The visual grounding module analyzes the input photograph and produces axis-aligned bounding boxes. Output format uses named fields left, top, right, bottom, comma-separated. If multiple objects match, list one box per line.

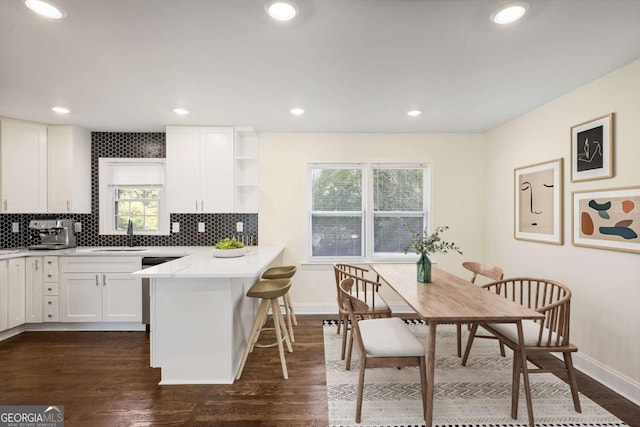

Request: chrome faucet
left=127, top=219, right=134, bottom=247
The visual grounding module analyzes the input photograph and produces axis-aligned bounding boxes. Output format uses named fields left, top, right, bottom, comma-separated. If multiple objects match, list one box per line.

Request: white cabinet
left=7, top=258, right=26, bottom=328
left=0, top=119, right=47, bottom=213
left=59, top=257, right=142, bottom=323
left=234, top=127, right=258, bottom=213
left=25, top=257, right=43, bottom=323
left=165, top=126, right=235, bottom=213
left=0, top=260, right=8, bottom=332
left=47, top=125, right=91, bottom=213
left=43, top=256, right=59, bottom=322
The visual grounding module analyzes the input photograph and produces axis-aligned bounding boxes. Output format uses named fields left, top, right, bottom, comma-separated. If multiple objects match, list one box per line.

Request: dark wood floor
left=0, top=315, right=638, bottom=427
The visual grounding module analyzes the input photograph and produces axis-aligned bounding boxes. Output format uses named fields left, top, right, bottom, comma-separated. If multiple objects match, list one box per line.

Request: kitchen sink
left=92, top=248, right=147, bottom=252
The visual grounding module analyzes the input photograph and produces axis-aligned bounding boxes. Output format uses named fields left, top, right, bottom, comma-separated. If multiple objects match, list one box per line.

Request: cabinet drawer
left=44, top=282, right=59, bottom=295
left=43, top=256, right=59, bottom=282
left=43, top=296, right=59, bottom=322
left=60, top=256, right=142, bottom=273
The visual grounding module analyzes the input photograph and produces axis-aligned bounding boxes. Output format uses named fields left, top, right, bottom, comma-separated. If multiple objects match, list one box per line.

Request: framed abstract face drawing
left=514, top=158, right=563, bottom=245
left=573, top=186, right=640, bottom=254
left=570, top=113, right=614, bottom=182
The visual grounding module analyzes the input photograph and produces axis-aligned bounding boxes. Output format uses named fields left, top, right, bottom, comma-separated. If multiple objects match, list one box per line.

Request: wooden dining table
left=369, top=263, right=544, bottom=427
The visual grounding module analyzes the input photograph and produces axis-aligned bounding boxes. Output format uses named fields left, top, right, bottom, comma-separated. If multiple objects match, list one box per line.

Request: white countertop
left=0, top=246, right=210, bottom=259
left=130, top=246, right=284, bottom=278
left=0, top=245, right=285, bottom=278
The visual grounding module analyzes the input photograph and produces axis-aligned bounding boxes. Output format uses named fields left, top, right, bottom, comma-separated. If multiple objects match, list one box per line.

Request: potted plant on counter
left=212, top=237, right=246, bottom=258
left=403, top=225, right=462, bottom=283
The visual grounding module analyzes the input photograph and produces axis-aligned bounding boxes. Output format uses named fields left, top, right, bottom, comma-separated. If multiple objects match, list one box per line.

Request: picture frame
left=570, top=113, right=614, bottom=182
left=572, top=186, right=640, bottom=254
left=514, top=158, right=563, bottom=245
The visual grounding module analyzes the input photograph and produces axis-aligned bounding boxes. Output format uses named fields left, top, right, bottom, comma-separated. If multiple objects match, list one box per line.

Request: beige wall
left=258, top=133, right=487, bottom=307
left=257, top=58, right=640, bottom=400
left=485, top=59, right=640, bottom=389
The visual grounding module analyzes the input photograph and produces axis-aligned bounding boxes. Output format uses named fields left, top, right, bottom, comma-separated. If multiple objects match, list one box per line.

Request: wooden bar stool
left=262, top=265, right=297, bottom=342
left=236, top=278, right=293, bottom=380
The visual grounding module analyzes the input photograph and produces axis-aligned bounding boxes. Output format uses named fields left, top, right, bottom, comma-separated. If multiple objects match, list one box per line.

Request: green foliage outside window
left=114, top=187, right=160, bottom=231
left=311, top=168, right=362, bottom=211
left=373, top=168, right=425, bottom=253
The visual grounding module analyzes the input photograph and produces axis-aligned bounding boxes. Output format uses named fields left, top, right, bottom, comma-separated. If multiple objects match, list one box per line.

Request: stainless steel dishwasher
left=141, top=257, right=179, bottom=332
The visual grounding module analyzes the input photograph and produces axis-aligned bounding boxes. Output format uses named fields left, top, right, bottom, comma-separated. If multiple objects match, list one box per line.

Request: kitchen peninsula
left=131, top=246, right=284, bottom=385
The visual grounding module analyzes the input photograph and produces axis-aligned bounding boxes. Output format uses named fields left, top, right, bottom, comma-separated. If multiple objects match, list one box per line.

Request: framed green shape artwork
left=514, top=158, right=563, bottom=245
left=572, top=186, right=640, bottom=254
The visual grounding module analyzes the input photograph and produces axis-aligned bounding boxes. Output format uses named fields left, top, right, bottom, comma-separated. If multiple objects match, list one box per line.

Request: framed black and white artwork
left=570, top=113, right=614, bottom=182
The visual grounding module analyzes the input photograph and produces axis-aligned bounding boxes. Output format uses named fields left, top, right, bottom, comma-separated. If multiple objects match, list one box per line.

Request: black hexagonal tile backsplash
left=0, top=132, right=258, bottom=248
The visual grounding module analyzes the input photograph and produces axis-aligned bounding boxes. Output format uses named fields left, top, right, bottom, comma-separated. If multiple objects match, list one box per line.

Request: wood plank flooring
left=0, top=315, right=638, bottom=426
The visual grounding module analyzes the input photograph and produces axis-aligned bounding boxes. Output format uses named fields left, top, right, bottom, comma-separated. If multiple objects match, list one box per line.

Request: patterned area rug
left=323, top=320, right=627, bottom=427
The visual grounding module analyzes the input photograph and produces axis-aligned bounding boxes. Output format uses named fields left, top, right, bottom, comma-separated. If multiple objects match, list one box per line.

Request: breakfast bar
left=131, top=246, right=284, bottom=385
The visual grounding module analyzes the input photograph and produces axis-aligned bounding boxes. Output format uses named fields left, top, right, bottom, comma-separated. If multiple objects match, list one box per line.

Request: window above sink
left=98, top=158, right=169, bottom=236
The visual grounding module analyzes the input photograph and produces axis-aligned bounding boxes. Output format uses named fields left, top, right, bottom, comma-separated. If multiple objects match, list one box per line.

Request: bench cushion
left=358, top=317, right=425, bottom=357
left=486, top=320, right=560, bottom=347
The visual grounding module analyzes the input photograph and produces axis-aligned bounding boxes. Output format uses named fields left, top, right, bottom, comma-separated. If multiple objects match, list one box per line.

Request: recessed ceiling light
left=407, top=110, right=422, bottom=117
left=490, top=1, right=529, bottom=25
left=290, top=107, right=304, bottom=116
left=51, top=106, right=70, bottom=114
left=266, top=1, right=298, bottom=21
left=25, top=0, right=66, bottom=19
left=173, top=108, right=189, bottom=116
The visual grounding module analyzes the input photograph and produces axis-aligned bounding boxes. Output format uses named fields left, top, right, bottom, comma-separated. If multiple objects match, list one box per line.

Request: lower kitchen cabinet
left=0, top=260, right=8, bottom=331
left=59, top=257, right=142, bottom=323
left=43, top=256, right=59, bottom=322
left=25, top=257, right=43, bottom=323
left=7, top=258, right=26, bottom=329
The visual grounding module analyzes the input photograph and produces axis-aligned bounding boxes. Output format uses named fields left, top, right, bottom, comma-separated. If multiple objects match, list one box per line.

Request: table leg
left=516, top=320, right=535, bottom=427
left=426, top=321, right=437, bottom=426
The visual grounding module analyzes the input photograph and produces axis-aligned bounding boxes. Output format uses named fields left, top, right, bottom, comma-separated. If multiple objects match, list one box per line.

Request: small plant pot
left=212, top=247, right=247, bottom=258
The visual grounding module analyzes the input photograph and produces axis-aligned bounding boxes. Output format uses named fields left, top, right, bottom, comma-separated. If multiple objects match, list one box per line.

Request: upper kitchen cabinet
left=0, top=119, right=47, bottom=213
left=234, top=127, right=258, bottom=213
left=47, top=125, right=91, bottom=213
left=165, top=126, right=235, bottom=213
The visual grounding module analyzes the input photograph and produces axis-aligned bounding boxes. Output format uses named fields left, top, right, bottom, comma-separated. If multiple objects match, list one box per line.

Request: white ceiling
left=1, top=0, right=640, bottom=133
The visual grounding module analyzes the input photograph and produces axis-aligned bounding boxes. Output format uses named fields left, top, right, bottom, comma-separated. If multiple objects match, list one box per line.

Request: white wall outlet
left=172, top=222, right=180, bottom=233
left=74, top=222, right=82, bottom=233
left=12, top=222, right=19, bottom=233
left=236, top=222, right=243, bottom=233
left=198, top=222, right=205, bottom=233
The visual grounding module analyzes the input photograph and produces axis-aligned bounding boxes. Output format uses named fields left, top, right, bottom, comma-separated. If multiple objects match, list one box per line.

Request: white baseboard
left=294, top=303, right=639, bottom=406
left=0, top=324, right=26, bottom=341
left=553, top=351, right=640, bottom=406
left=0, top=322, right=145, bottom=341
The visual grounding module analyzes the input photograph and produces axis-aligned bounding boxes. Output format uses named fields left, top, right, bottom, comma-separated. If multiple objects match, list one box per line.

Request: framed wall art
left=572, top=186, right=640, bottom=254
left=514, top=158, right=563, bottom=245
left=570, top=113, right=614, bottom=182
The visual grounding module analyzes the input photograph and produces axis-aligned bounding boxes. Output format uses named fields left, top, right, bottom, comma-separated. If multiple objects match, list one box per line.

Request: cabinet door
left=59, top=272, right=102, bottom=322
left=200, top=127, right=235, bottom=212
left=25, top=257, right=43, bottom=323
left=7, top=258, right=26, bottom=328
left=102, top=273, right=141, bottom=322
left=0, top=120, right=47, bottom=213
left=165, top=126, right=201, bottom=213
left=47, top=125, right=91, bottom=213
left=0, top=260, right=8, bottom=332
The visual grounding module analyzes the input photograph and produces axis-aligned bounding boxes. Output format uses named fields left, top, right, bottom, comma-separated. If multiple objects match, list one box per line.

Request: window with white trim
left=308, top=163, right=429, bottom=261
left=99, top=159, right=169, bottom=235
